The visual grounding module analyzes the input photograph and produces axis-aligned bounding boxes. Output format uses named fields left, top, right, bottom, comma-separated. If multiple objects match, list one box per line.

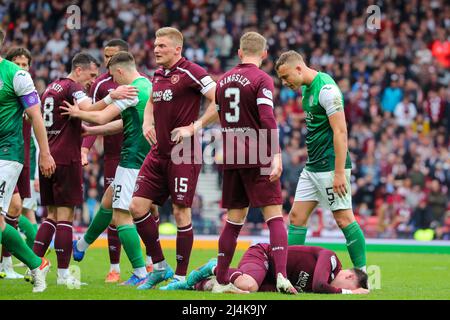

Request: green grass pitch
left=1, top=247, right=449, bottom=300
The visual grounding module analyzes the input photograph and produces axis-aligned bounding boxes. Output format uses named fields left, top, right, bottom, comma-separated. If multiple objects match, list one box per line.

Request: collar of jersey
left=162, top=57, right=186, bottom=75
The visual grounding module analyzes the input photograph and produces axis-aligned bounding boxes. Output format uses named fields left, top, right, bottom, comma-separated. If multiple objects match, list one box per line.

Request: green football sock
left=0, top=227, right=2, bottom=244
left=84, top=205, right=113, bottom=244
left=117, top=224, right=145, bottom=269
left=288, top=224, right=308, bottom=245
left=18, top=215, right=37, bottom=249
left=1, top=223, right=41, bottom=269
left=342, top=221, right=366, bottom=269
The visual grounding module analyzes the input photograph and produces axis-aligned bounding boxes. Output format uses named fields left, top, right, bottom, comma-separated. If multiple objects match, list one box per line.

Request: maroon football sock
left=55, top=221, right=73, bottom=269
left=266, top=216, right=288, bottom=278
left=107, top=225, right=121, bottom=265
left=216, top=220, right=243, bottom=284
left=175, top=223, right=193, bottom=276
left=144, top=216, right=159, bottom=258
left=1, top=215, right=18, bottom=258
left=133, top=211, right=164, bottom=263
left=33, top=218, right=56, bottom=257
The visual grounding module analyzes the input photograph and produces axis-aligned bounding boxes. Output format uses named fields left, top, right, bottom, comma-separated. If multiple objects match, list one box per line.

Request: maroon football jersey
left=151, top=57, right=215, bottom=159
left=41, top=78, right=89, bottom=164
left=85, top=72, right=123, bottom=161
left=260, top=244, right=343, bottom=294
left=216, top=63, right=276, bottom=169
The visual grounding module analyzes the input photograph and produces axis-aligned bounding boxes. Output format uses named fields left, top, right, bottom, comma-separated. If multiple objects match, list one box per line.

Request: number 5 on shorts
left=175, top=177, right=188, bottom=193
left=326, top=187, right=335, bottom=207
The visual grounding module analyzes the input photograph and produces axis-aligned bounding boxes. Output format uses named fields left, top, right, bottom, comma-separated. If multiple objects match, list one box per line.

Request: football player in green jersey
left=275, top=51, right=367, bottom=273
left=0, top=47, right=40, bottom=278
left=0, top=29, right=54, bottom=292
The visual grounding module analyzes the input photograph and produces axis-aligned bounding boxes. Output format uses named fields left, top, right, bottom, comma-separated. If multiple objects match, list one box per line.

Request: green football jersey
left=301, top=72, right=352, bottom=172
left=0, top=59, right=38, bottom=164
left=113, top=76, right=152, bottom=169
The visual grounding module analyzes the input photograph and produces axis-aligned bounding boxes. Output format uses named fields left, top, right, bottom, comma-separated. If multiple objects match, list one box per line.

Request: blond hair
left=240, top=31, right=267, bottom=56
left=275, top=50, right=304, bottom=71
left=155, top=27, right=184, bottom=47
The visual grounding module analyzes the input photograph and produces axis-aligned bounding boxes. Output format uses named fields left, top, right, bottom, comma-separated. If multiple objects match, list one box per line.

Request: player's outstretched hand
left=171, top=124, right=194, bottom=144
left=351, top=288, right=370, bottom=294
left=143, top=123, right=157, bottom=145
left=333, top=171, right=347, bottom=198
left=110, top=85, right=138, bottom=100
left=60, top=100, right=80, bottom=118
left=269, top=153, right=283, bottom=182
left=39, top=152, right=56, bottom=178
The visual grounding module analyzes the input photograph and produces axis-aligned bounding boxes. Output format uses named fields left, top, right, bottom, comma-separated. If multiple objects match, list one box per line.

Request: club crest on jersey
left=171, top=74, right=180, bottom=84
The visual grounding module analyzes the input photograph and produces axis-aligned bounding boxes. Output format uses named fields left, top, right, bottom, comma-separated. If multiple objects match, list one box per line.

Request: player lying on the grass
left=164, top=243, right=369, bottom=294
left=62, top=51, right=153, bottom=286
left=0, top=28, right=53, bottom=292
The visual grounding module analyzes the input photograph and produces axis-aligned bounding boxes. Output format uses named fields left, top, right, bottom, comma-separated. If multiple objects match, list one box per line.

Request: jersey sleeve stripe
left=92, top=76, right=112, bottom=103
left=176, top=66, right=203, bottom=87
left=256, top=98, right=274, bottom=108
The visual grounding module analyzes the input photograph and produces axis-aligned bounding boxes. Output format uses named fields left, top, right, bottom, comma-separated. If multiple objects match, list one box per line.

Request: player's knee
left=173, top=206, right=191, bottom=226
left=289, top=210, right=308, bottom=227
left=128, top=200, right=145, bottom=218
left=334, top=210, right=355, bottom=229
left=8, top=197, right=22, bottom=217
left=234, top=275, right=258, bottom=292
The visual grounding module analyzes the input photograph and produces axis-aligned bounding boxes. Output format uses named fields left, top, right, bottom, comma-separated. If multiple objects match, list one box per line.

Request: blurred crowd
left=1, top=0, right=448, bottom=239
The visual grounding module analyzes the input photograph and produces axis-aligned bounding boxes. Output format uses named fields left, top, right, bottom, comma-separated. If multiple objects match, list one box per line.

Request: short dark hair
left=5, top=47, right=32, bottom=66
left=0, top=29, right=5, bottom=46
left=107, top=51, right=135, bottom=69
left=352, top=268, right=368, bottom=289
left=71, top=52, right=99, bottom=71
left=105, top=39, right=129, bottom=51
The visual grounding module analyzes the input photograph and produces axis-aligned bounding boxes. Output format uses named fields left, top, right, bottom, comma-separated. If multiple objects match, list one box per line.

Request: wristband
left=103, top=94, right=113, bottom=105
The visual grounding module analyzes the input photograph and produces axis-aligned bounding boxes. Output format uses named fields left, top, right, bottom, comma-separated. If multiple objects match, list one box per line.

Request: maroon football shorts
left=104, top=157, right=120, bottom=192
left=133, top=153, right=201, bottom=207
left=221, top=167, right=282, bottom=209
left=39, top=161, right=83, bottom=207
left=16, top=166, right=31, bottom=199
left=237, top=243, right=272, bottom=288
